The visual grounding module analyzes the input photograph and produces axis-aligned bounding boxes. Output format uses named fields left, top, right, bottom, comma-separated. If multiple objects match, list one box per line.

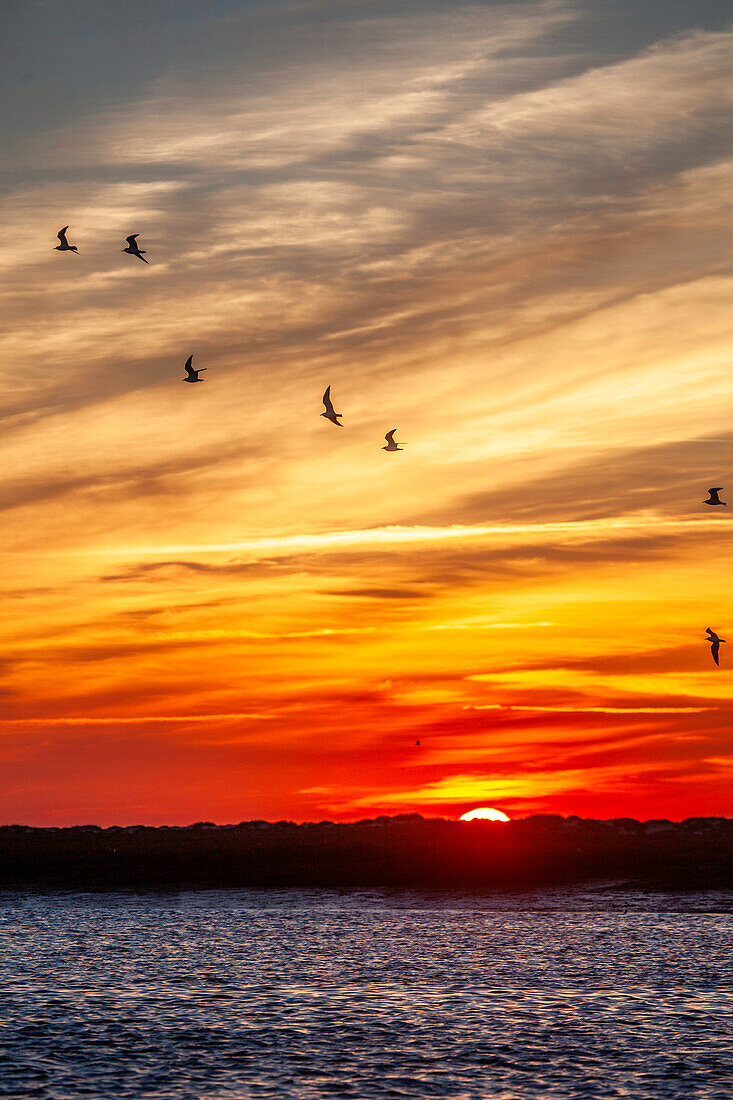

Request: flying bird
left=122, top=234, right=149, bottom=264
left=321, top=386, right=342, bottom=426
left=704, top=487, right=726, bottom=507
left=55, top=226, right=78, bottom=253
left=183, top=356, right=206, bottom=383
left=382, top=429, right=404, bottom=452
left=706, top=628, right=725, bottom=667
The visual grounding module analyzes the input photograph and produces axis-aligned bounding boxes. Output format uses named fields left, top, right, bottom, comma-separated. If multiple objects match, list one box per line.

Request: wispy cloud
left=97, top=516, right=726, bottom=559
left=0, top=713, right=271, bottom=725
left=464, top=704, right=714, bottom=714
left=308, top=766, right=626, bottom=813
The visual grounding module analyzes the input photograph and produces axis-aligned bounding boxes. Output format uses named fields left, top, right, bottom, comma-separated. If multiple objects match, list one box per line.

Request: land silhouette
left=0, top=815, right=730, bottom=891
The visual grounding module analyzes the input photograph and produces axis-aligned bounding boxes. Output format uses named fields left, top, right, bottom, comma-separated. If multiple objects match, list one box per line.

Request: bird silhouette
left=321, top=386, right=342, bottom=426
left=704, top=487, right=726, bottom=507
left=55, top=226, right=78, bottom=253
left=706, top=627, right=725, bottom=666
left=382, top=429, right=404, bottom=452
left=183, top=355, right=206, bottom=383
left=122, top=234, right=149, bottom=264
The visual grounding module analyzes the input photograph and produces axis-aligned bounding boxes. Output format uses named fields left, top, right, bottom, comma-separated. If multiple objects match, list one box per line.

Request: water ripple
left=0, top=888, right=731, bottom=1098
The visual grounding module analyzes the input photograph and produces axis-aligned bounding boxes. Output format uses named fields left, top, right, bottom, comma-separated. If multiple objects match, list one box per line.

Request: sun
left=459, top=807, right=510, bottom=822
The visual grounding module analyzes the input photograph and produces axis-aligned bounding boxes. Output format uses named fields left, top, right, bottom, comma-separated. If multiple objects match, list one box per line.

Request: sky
left=1, top=0, right=732, bottom=825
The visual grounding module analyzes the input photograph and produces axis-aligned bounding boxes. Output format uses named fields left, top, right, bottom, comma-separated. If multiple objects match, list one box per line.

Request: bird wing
left=712, top=641, right=720, bottom=665
left=385, top=429, right=396, bottom=445
left=57, top=226, right=69, bottom=243
left=711, top=488, right=724, bottom=492
left=706, top=627, right=717, bottom=639
left=322, top=386, right=334, bottom=413
left=125, top=234, right=139, bottom=246
left=184, top=356, right=195, bottom=378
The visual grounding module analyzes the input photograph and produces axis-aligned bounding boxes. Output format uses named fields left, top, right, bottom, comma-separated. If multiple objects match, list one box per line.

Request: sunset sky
left=1, top=0, right=732, bottom=825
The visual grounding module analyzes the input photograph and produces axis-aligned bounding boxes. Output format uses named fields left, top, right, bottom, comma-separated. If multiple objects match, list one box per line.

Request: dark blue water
left=0, top=887, right=731, bottom=1098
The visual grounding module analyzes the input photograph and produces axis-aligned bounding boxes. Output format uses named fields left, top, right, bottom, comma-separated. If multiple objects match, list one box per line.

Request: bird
left=122, top=234, right=149, bottom=264
left=415, top=740, right=420, bottom=746
left=55, top=226, right=78, bottom=253
left=704, top=487, right=726, bottom=507
left=706, top=628, right=725, bottom=667
left=182, top=355, right=206, bottom=383
left=321, top=386, right=342, bottom=426
left=382, top=429, right=404, bottom=452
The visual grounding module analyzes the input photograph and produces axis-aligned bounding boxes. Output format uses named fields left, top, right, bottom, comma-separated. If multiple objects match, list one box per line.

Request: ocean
left=1, top=887, right=731, bottom=1098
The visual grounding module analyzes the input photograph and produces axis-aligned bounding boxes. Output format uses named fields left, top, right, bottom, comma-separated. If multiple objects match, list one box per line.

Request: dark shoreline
left=1, top=814, right=731, bottom=891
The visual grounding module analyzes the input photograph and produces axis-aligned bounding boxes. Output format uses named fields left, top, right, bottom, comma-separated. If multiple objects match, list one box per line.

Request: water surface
left=1, top=886, right=731, bottom=1098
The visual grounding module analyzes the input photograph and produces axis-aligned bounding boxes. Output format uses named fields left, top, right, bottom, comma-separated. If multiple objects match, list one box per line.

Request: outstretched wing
left=706, top=627, right=716, bottom=639
left=385, top=429, right=396, bottom=445
left=57, top=226, right=69, bottom=243
left=125, top=234, right=139, bottom=246
left=711, top=640, right=720, bottom=666
left=184, top=355, right=196, bottom=379
left=322, top=386, right=333, bottom=413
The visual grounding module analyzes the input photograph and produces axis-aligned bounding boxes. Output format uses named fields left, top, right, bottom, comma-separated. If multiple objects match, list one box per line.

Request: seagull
left=122, top=234, right=149, bottom=264
left=321, top=386, right=342, bottom=426
left=382, top=429, right=404, bottom=452
left=55, top=226, right=78, bottom=253
left=706, top=628, right=725, bottom=667
left=183, top=355, right=206, bottom=384
left=704, top=487, right=726, bottom=507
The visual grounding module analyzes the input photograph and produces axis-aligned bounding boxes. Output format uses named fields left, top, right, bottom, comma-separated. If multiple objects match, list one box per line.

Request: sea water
left=0, top=887, right=731, bottom=1098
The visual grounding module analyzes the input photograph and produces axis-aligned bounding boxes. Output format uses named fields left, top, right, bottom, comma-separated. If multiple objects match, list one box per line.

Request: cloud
left=0, top=713, right=271, bottom=726
left=308, top=765, right=627, bottom=814
left=465, top=704, right=713, bottom=714
left=323, top=586, right=427, bottom=600
left=96, top=516, right=724, bottom=559
left=424, top=431, right=733, bottom=525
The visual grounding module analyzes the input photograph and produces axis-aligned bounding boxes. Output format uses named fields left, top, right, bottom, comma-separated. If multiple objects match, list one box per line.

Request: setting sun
left=459, top=808, right=511, bottom=822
